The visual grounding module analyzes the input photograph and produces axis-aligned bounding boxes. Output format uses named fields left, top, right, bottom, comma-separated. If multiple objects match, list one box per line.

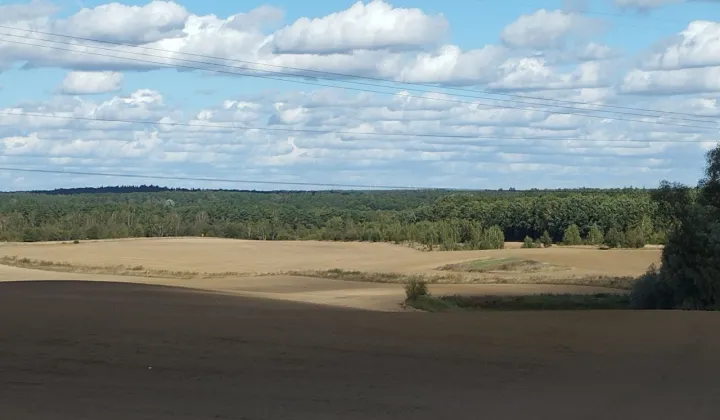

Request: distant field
left=0, top=237, right=661, bottom=311
left=0, top=237, right=661, bottom=278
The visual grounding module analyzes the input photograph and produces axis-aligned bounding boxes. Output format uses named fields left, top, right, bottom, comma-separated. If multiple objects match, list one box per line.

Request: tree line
left=0, top=185, right=674, bottom=250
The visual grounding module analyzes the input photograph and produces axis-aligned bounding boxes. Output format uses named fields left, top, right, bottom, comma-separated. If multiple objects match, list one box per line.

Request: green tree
left=604, top=227, right=624, bottom=248
left=562, top=224, right=582, bottom=245
left=522, top=235, right=536, bottom=248
left=622, top=227, right=646, bottom=249
left=586, top=224, right=604, bottom=245
left=540, top=230, right=553, bottom=248
left=323, top=216, right=345, bottom=241
left=480, top=225, right=505, bottom=249
left=632, top=144, right=720, bottom=310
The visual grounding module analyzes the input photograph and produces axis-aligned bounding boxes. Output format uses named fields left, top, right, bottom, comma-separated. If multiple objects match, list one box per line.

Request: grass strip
left=407, top=293, right=630, bottom=312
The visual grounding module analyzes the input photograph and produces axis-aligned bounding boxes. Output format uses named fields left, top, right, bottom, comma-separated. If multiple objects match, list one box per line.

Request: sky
left=1, top=0, right=720, bottom=191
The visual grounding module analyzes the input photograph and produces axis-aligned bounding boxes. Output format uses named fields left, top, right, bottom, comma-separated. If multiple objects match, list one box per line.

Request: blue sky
left=0, top=0, right=719, bottom=191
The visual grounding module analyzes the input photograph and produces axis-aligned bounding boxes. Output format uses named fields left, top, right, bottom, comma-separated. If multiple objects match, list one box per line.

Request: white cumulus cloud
left=60, top=71, right=124, bottom=95
left=270, top=0, right=448, bottom=54
left=501, top=9, right=604, bottom=50
left=50, top=0, right=190, bottom=44
left=640, top=21, right=720, bottom=70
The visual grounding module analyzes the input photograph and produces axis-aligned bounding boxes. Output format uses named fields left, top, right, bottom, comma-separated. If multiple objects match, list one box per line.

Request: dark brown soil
left=1, top=280, right=718, bottom=420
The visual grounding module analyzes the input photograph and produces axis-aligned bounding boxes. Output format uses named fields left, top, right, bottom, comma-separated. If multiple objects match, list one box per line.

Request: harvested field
left=0, top=237, right=663, bottom=309
left=0, top=237, right=660, bottom=278
left=0, top=237, right=662, bottom=309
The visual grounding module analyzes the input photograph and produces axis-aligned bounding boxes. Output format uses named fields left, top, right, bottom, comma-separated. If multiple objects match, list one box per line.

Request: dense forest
left=0, top=184, right=679, bottom=250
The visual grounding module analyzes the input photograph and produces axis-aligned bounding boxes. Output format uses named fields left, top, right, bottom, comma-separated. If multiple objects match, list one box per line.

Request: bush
left=21, top=227, right=42, bottom=242
left=540, top=230, right=553, bottom=248
left=604, top=227, right=624, bottom=248
left=630, top=264, right=674, bottom=309
left=622, top=227, right=646, bottom=249
left=562, top=224, right=582, bottom=245
left=586, top=224, right=604, bottom=245
left=648, top=231, right=667, bottom=245
left=404, top=277, right=428, bottom=301
left=479, top=225, right=505, bottom=249
left=521, top=235, right=536, bottom=248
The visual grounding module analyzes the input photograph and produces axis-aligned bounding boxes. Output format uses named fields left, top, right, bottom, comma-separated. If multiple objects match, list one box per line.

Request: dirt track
left=1, top=280, right=719, bottom=420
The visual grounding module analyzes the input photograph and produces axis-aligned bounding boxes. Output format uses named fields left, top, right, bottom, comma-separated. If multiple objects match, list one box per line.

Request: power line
left=1, top=35, right=718, bottom=131
left=1, top=30, right=715, bottom=125
left=1, top=110, right=717, bottom=144
left=0, top=166, right=429, bottom=190
left=0, top=24, right=709, bottom=121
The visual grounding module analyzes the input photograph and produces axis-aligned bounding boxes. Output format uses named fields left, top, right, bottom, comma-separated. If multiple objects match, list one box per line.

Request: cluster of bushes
left=520, top=223, right=655, bottom=249
left=521, top=230, right=553, bottom=248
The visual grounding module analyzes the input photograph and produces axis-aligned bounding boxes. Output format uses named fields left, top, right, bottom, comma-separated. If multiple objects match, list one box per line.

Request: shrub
left=586, top=224, right=604, bottom=245
left=649, top=231, right=667, bottom=245
left=540, top=230, right=553, bottom=248
left=21, top=227, right=42, bottom=242
left=85, top=225, right=101, bottom=240
left=521, top=235, right=536, bottom=248
left=630, top=264, right=674, bottom=309
left=479, top=225, right=505, bottom=249
left=562, top=224, right=582, bottom=245
left=622, top=227, right=646, bottom=249
left=604, top=227, right=624, bottom=248
left=72, top=240, right=80, bottom=244
left=404, top=277, right=428, bottom=301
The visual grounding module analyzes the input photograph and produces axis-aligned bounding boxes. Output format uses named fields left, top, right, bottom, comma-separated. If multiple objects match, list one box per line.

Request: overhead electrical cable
left=1, top=110, right=717, bottom=144
left=0, top=24, right=710, bottom=121
left=0, top=166, right=441, bottom=190
left=0, top=35, right=718, bottom=130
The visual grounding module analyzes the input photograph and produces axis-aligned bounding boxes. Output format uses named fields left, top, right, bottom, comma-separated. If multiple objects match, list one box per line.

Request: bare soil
left=1, top=280, right=718, bottom=420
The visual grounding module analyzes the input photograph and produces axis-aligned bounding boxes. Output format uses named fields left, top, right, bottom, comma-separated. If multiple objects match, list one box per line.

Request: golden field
left=0, top=237, right=662, bottom=310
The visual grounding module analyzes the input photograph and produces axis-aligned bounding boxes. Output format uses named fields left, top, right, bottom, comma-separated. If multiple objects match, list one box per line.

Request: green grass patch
left=279, top=268, right=634, bottom=290
left=408, top=292, right=630, bottom=312
left=278, top=268, right=463, bottom=284
left=406, top=295, right=460, bottom=312
left=438, top=257, right=558, bottom=273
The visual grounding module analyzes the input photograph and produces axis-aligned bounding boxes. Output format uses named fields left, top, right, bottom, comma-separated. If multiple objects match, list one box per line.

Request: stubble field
left=1, top=237, right=718, bottom=419
left=0, top=237, right=662, bottom=310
